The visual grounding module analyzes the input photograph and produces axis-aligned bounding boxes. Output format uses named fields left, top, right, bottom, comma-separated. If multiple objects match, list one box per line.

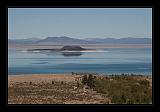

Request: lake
left=8, top=46, right=152, bottom=75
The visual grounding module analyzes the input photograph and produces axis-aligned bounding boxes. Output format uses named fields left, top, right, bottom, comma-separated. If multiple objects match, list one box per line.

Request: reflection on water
left=61, top=52, right=83, bottom=57
left=32, top=62, right=48, bottom=64
left=35, top=51, right=84, bottom=57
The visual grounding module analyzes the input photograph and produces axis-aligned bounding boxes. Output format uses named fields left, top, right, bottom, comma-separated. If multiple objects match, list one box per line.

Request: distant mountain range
left=9, top=36, right=152, bottom=45
left=85, top=37, right=152, bottom=44
left=9, top=38, right=41, bottom=45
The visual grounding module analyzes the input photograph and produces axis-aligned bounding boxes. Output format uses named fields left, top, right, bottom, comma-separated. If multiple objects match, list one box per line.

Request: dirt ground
left=8, top=74, right=110, bottom=104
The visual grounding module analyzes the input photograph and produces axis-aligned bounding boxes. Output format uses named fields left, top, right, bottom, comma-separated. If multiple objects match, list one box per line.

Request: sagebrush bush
left=81, top=73, right=152, bottom=104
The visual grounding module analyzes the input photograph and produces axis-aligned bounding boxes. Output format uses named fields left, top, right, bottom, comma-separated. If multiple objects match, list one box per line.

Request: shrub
left=87, top=74, right=95, bottom=88
left=29, top=81, right=32, bottom=85
left=81, top=74, right=95, bottom=88
left=81, top=73, right=151, bottom=104
left=82, top=75, right=88, bottom=85
left=92, top=75, right=151, bottom=104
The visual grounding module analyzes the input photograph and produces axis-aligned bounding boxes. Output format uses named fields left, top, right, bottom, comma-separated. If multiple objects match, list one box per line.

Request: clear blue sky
left=8, top=8, right=152, bottom=39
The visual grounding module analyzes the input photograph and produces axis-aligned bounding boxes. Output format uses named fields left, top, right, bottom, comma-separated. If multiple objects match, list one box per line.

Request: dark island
left=60, top=46, right=86, bottom=51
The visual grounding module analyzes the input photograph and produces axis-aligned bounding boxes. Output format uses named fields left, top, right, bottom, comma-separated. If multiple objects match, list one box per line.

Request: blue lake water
left=8, top=47, right=152, bottom=75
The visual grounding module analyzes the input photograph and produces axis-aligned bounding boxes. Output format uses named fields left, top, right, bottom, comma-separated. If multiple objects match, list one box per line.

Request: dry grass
left=8, top=74, right=109, bottom=104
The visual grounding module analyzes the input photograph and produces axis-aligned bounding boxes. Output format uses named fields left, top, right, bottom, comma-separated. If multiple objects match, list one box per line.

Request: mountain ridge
left=9, top=36, right=152, bottom=45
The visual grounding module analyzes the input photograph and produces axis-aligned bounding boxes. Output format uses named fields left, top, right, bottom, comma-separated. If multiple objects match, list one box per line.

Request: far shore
left=8, top=44, right=152, bottom=49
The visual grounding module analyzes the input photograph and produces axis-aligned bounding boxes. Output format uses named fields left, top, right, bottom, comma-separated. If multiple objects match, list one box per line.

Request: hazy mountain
left=85, top=38, right=116, bottom=43
left=36, top=36, right=96, bottom=45
left=9, top=38, right=41, bottom=45
left=85, top=37, right=152, bottom=44
left=9, top=36, right=152, bottom=45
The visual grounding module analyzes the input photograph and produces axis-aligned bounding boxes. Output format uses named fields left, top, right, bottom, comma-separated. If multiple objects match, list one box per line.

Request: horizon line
left=9, top=36, right=152, bottom=40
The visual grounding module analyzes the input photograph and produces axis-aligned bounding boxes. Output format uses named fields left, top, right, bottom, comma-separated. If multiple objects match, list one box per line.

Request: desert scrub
left=81, top=74, right=152, bottom=104
left=82, top=74, right=96, bottom=88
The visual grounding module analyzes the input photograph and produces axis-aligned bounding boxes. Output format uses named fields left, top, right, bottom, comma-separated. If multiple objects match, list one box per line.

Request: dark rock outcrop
left=60, top=46, right=86, bottom=51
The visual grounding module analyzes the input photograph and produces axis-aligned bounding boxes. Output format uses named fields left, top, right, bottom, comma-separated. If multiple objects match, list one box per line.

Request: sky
left=8, top=8, right=152, bottom=39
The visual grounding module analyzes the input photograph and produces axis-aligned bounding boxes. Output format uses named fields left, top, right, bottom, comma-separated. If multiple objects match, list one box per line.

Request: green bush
left=86, top=74, right=152, bottom=104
